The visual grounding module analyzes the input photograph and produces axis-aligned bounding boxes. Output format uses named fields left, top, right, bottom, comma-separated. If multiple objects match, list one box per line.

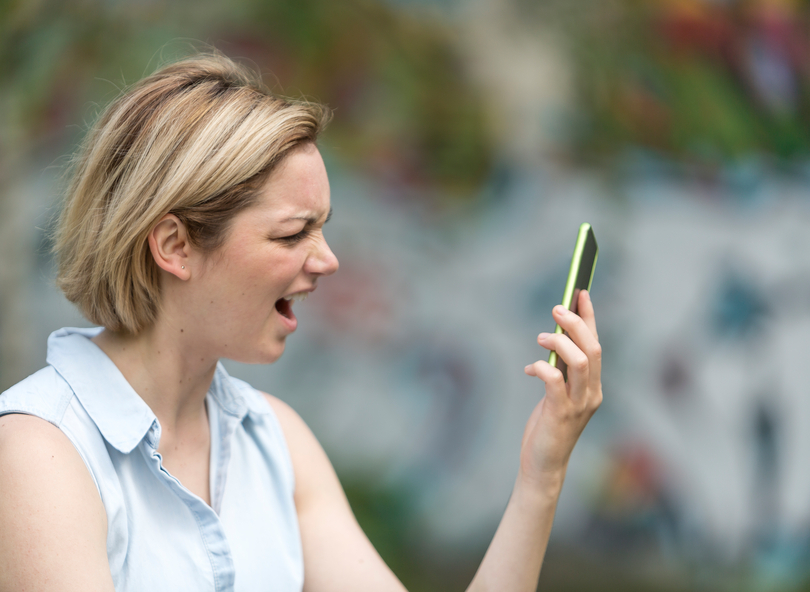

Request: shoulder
left=260, top=391, right=309, bottom=436
left=0, top=413, right=105, bottom=516
left=0, top=412, right=77, bottom=456
left=226, top=374, right=291, bottom=423
left=259, top=391, right=322, bottom=469
left=258, top=392, right=344, bottom=510
left=2, top=366, right=111, bottom=484
left=258, top=391, right=323, bottom=463
left=225, top=376, right=302, bottom=461
left=0, top=367, right=100, bottom=485
left=0, top=365, right=74, bottom=423
left=226, top=374, right=314, bottom=451
left=0, top=414, right=112, bottom=589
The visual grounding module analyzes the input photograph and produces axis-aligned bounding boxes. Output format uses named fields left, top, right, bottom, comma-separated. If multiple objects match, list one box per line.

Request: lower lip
left=276, top=304, right=298, bottom=332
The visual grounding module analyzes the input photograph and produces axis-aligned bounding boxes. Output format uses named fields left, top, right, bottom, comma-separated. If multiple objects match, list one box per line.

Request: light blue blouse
left=0, top=327, right=304, bottom=592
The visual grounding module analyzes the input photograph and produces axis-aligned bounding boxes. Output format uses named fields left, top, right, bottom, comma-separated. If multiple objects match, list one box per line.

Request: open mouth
left=274, top=292, right=309, bottom=320
left=275, top=297, right=292, bottom=319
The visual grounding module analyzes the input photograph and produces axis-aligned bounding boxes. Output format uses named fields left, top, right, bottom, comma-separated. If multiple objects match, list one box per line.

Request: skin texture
left=0, top=414, right=113, bottom=592
left=0, top=141, right=601, bottom=591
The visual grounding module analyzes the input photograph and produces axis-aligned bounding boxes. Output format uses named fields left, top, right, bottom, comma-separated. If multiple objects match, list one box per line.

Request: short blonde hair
left=55, top=53, right=330, bottom=334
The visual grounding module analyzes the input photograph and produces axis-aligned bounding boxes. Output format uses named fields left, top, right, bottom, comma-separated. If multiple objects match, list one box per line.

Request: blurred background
left=3, top=0, right=810, bottom=590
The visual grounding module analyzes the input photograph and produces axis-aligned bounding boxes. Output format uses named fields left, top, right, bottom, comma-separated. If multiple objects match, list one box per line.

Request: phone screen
left=548, top=223, right=598, bottom=376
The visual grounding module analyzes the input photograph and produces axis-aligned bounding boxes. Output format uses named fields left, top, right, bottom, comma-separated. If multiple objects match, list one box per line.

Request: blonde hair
left=55, top=53, right=330, bottom=334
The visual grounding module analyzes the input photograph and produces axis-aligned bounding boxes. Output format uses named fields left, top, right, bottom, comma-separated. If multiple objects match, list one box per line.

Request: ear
left=148, top=214, right=192, bottom=280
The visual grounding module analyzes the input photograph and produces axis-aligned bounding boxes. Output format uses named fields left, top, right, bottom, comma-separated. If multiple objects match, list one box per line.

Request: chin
left=220, top=329, right=287, bottom=365
left=244, top=339, right=286, bottom=365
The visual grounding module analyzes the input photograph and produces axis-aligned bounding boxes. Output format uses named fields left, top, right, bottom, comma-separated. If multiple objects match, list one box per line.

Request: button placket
left=141, top=425, right=237, bottom=591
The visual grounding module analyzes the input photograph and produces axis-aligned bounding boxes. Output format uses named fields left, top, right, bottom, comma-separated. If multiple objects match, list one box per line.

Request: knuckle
left=549, top=367, right=565, bottom=385
left=590, top=343, right=602, bottom=361
left=573, top=354, right=589, bottom=373
left=590, top=390, right=603, bottom=410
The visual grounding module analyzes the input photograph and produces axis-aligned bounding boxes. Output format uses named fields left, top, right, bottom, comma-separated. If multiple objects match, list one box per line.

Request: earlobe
left=148, top=214, right=191, bottom=279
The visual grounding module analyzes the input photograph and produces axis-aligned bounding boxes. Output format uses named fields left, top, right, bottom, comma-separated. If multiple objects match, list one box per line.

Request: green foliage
left=568, top=0, right=810, bottom=168
left=0, top=0, right=491, bottom=196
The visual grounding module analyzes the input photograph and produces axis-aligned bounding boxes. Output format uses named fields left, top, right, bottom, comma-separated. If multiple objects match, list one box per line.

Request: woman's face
left=187, top=144, right=338, bottom=364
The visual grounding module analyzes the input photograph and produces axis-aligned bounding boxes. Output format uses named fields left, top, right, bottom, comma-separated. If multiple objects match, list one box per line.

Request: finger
left=577, top=290, right=599, bottom=340
left=524, top=359, right=567, bottom=400
left=537, top=331, right=590, bottom=401
left=552, top=304, right=602, bottom=389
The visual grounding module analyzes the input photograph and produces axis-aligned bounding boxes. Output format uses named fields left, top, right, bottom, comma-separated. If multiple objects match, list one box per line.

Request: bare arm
left=265, top=395, right=408, bottom=592
left=0, top=414, right=114, bottom=592
left=267, top=290, right=601, bottom=592
left=467, top=291, right=602, bottom=590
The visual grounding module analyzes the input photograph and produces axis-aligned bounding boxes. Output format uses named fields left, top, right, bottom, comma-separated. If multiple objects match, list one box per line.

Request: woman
left=0, top=53, right=602, bottom=591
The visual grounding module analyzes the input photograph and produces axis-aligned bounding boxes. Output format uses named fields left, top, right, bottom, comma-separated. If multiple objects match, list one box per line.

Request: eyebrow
left=281, top=207, right=333, bottom=225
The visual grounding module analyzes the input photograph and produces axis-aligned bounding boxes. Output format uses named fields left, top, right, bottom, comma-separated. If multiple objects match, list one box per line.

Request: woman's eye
left=278, top=229, right=309, bottom=245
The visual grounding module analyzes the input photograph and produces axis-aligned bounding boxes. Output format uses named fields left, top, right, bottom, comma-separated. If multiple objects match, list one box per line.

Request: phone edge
left=548, top=223, right=592, bottom=368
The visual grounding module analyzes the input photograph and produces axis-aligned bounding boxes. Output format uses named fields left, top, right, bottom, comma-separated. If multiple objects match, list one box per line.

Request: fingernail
left=538, top=332, right=550, bottom=341
left=584, top=290, right=591, bottom=302
left=524, top=364, right=532, bottom=372
left=555, top=305, right=568, bottom=315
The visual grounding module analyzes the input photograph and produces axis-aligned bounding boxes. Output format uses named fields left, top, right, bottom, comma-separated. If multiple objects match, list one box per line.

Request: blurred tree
left=557, top=0, right=810, bottom=171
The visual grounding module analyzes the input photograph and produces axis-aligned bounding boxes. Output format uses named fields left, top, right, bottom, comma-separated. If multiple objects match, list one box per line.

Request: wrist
left=514, top=465, right=567, bottom=503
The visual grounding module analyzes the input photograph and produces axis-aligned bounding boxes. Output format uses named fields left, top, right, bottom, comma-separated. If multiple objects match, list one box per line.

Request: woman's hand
left=521, top=290, right=603, bottom=493
left=464, top=290, right=603, bottom=592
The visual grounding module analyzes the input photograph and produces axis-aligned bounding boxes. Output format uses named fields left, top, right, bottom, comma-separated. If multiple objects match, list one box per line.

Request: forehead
left=252, top=145, right=330, bottom=219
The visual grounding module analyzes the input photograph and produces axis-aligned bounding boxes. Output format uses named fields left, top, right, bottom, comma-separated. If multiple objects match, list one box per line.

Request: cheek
left=243, top=252, right=305, bottom=293
left=270, top=251, right=308, bottom=279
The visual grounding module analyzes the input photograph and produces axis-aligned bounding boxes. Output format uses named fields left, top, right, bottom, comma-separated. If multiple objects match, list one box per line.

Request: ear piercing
left=181, top=266, right=185, bottom=269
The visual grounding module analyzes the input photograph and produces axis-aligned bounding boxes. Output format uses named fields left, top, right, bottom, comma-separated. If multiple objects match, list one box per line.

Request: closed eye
left=278, top=229, right=310, bottom=245
left=276, top=208, right=331, bottom=246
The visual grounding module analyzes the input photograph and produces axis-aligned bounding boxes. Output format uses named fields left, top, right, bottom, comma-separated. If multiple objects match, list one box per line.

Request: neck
left=91, top=322, right=217, bottom=437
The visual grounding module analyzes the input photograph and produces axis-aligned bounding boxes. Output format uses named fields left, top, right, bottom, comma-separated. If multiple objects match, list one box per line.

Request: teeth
left=287, top=292, right=309, bottom=303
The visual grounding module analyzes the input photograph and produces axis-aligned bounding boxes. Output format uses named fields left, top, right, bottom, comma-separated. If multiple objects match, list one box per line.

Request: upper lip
left=282, top=287, right=315, bottom=299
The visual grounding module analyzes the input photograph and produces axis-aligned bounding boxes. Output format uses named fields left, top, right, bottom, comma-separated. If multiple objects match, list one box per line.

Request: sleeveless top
left=0, top=327, right=304, bottom=592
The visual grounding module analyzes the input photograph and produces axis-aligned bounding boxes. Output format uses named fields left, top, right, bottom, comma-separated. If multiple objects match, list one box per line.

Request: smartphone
left=548, top=223, right=598, bottom=378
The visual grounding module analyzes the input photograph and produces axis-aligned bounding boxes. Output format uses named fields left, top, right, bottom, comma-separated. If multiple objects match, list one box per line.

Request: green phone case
left=548, top=223, right=598, bottom=370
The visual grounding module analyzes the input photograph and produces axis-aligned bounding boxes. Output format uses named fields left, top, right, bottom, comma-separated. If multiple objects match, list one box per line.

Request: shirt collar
left=46, top=327, right=269, bottom=454
left=209, top=362, right=271, bottom=420
left=47, top=327, right=157, bottom=454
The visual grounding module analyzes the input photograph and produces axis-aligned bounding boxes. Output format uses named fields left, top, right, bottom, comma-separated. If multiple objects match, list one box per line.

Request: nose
left=305, top=234, right=339, bottom=277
